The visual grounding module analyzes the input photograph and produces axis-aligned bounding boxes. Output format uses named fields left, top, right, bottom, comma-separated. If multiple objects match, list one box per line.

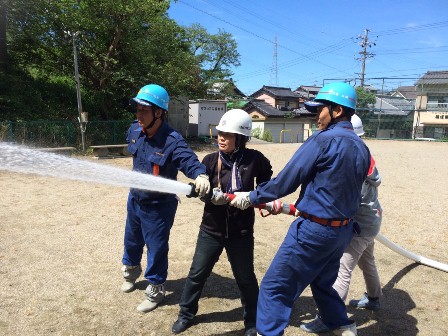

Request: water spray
left=222, top=191, right=448, bottom=273
left=0, top=143, right=199, bottom=197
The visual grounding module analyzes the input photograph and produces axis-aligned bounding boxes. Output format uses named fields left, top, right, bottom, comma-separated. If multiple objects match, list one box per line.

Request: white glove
left=194, top=174, right=211, bottom=198
left=230, top=191, right=252, bottom=210
left=210, top=188, right=229, bottom=205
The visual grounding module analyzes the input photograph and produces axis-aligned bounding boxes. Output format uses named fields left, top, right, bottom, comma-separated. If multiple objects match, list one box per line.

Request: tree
left=183, top=24, right=240, bottom=85
left=355, top=86, right=376, bottom=118
left=0, top=0, right=6, bottom=70
left=4, top=0, right=241, bottom=121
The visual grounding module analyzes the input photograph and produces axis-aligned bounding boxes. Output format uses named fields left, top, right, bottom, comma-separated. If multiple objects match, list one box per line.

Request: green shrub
left=251, top=127, right=262, bottom=139
left=262, top=129, right=273, bottom=142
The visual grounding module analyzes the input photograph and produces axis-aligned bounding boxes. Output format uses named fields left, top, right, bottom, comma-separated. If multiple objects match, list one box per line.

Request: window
left=427, top=95, right=448, bottom=110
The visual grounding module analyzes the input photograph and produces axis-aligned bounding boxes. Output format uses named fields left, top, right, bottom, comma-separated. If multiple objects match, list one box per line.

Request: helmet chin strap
left=328, top=105, right=336, bottom=126
left=145, top=110, right=161, bottom=131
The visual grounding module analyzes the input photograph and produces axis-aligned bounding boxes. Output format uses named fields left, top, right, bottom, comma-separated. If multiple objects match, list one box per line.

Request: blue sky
left=168, top=0, right=448, bottom=95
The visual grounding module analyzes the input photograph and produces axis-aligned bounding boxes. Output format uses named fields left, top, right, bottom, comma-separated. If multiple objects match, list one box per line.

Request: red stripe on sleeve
left=368, top=155, right=376, bottom=176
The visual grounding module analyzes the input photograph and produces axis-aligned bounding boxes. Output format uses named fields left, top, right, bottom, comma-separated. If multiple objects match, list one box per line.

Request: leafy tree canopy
left=355, top=86, right=376, bottom=118
left=2, top=0, right=240, bottom=121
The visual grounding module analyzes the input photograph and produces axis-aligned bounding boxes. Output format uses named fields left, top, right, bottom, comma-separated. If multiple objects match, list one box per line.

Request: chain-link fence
left=0, top=120, right=133, bottom=148
left=1, top=112, right=446, bottom=150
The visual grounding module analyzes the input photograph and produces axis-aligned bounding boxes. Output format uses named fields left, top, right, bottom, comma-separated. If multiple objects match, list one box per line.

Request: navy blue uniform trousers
left=122, top=194, right=178, bottom=285
left=257, top=218, right=355, bottom=335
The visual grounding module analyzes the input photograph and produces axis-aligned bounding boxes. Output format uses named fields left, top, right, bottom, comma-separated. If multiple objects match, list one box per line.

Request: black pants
left=178, top=229, right=259, bottom=329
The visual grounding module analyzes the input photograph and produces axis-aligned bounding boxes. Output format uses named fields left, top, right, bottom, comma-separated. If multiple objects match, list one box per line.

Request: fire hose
left=192, top=187, right=448, bottom=273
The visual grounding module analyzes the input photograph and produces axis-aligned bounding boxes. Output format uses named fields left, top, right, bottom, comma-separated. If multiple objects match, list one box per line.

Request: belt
left=298, top=211, right=349, bottom=227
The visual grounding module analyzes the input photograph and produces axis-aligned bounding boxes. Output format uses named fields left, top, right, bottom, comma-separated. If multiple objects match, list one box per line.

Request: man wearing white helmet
left=120, top=84, right=210, bottom=313
left=300, top=115, right=383, bottom=333
left=230, top=82, right=371, bottom=336
left=171, top=109, right=273, bottom=336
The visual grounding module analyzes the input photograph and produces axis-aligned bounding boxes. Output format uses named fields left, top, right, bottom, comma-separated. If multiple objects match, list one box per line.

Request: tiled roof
left=416, top=71, right=448, bottom=85
left=250, top=86, right=301, bottom=99
left=245, top=100, right=314, bottom=118
left=364, top=95, right=414, bottom=116
left=392, top=86, right=418, bottom=100
left=295, top=85, right=322, bottom=93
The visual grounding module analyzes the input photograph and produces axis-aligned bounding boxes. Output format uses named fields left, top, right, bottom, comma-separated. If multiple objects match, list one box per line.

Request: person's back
left=295, top=122, right=370, bottom=220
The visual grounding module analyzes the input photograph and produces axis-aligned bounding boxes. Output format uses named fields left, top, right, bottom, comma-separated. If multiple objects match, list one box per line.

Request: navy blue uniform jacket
left=126, top=121, right=206, bottom=204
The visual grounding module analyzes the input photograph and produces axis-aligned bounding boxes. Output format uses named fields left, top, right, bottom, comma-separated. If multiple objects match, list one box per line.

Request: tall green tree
left=184, top=23, right=240, bottom=85
left=4, top=0, right=241, bottom=121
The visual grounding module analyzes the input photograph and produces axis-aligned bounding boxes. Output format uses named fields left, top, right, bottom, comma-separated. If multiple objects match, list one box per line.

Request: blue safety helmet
left=304, top=82, right=357, bottom=113
left=130, top=84, right=169, bottom=110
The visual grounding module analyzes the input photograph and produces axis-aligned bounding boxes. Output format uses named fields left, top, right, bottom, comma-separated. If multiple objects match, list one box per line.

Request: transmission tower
left=269, top=35, right=278, bottom=86
left=356, top=29, right=376, bottom=87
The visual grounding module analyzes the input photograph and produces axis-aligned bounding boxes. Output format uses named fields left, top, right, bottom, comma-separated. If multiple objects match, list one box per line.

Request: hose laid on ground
left=375, top=233, right=448, bottom=272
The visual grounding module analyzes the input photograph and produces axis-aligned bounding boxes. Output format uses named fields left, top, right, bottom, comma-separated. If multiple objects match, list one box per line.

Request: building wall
left=167, top=96, right=189, bottom=137
left=249, top=111, right=266, bottom=120
left=254, top=93, right=275, bottom=107
left=252, top=119, right=314, bottom=143
left=413, top=93, right=448, bottom=138
left=188, top=101, right=227, bottom=137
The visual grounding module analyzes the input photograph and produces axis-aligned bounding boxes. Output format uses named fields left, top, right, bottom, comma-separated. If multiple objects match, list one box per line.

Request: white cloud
left=418, top=36, right=445, bottom=48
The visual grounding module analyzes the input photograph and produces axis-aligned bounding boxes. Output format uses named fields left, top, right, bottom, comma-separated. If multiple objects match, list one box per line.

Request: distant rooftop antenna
left=269, top=35, right=278, bottom=86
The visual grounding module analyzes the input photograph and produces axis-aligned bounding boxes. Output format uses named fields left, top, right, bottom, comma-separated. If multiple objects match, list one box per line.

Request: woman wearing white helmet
left=172, top=109, right=273, bottom=336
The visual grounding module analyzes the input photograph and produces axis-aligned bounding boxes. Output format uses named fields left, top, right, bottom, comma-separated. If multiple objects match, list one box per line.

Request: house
left=245, top=86, right=317, bottom=143
left=362, top=95, right=415, bottom=139
left=294, top=85, right=322, bottom=101
left=413, top=71, right=448, bottom=139
left=250, top=85, right=302, bottom=110
left=207, top=79, right=250, bottom=111
left=362, top=84, right=378, bottom=94
left=207, top=79, right=246, bottom=99
left=390, top=86, right=418, bottom=101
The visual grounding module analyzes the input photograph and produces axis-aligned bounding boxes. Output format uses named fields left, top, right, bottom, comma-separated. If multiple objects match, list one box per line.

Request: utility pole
left=72, top=32, right=88, bottom=152
left=269, top=35, right=278, bottom=86
left=356, top=29, right=375, bottom=87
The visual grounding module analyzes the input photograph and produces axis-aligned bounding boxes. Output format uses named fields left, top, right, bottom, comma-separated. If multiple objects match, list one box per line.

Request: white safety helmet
left=216, top=109, right=252, bottom=137
left=351, top=114, right=365, bottom=136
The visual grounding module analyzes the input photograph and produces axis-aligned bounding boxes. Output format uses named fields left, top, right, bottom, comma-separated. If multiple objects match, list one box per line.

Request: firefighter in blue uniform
left=120, top=84, right=210, bottom=313
left=230, top=82, right=371, bottom=336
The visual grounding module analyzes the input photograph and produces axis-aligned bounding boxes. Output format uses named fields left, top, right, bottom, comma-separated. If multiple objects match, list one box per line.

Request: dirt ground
left=1, top=140, right=447, bottom=336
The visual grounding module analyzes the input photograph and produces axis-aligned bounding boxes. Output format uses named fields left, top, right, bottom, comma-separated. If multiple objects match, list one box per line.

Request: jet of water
left=0, top=143, right=192, bottom=196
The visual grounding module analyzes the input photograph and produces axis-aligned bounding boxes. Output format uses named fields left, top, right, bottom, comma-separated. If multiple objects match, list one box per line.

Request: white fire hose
left=375, top=233, right=448, bottom=272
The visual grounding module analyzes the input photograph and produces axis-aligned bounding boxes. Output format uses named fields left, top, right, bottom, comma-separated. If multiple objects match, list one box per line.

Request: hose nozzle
left=186, top=182, right=213, bottom=201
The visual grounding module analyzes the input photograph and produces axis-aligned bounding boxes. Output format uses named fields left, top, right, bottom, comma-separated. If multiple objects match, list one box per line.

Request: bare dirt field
left=1, top=140, right=447, bottom=336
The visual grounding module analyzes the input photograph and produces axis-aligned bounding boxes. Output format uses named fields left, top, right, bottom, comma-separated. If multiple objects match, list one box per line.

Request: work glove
left=194, top=174, right=211, bottom=198
left=210, top=187, right=229, bottom=205
left=229, top=191, right=252, bottom=210
left=268, top=199, right=283, bottom=215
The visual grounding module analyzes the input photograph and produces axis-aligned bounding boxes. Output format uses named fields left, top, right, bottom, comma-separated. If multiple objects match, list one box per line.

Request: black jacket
left=200, top=148, right=273, bottom=239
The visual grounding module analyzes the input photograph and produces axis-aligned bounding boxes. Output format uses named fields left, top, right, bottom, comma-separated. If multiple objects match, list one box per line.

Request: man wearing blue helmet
left=230, top=82, right=370, bottom=335
left=120, top=84, right=210, bottom=313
